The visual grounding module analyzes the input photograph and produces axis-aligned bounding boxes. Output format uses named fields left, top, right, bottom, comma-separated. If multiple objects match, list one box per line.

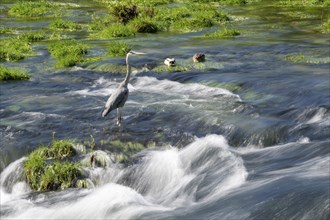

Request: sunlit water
left=1, top=1, right=329, bottom=219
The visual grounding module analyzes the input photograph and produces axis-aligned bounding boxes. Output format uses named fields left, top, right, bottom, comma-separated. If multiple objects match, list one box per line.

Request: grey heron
left=102, top=51, right=146, bottom=126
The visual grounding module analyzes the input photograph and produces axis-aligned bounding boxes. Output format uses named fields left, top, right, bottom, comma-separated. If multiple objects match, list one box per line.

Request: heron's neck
left=124, top=55, right=131, bottom=86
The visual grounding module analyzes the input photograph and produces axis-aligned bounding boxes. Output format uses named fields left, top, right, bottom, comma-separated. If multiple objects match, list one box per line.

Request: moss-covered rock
left=23, top=139, right=81, bottom=191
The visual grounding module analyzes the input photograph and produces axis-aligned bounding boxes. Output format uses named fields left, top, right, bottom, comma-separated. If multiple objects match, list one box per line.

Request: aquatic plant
left=129, top=17, right=159, bottom=33
left=0, top=38, right=33, bottom=62
left=0, top=27, right=16, bottom=34
left=88, top=14, right=115, bottom=31
left=49, top=19, right=81, bottom=31
left=218, top=0, right=248, bottom=5
left=95, top=23, right=136, bottom=38
left=108, top=41, right=132, bottom=57
left=203, top=27, right=241, bottom=38
left=153, top=65, right=191, bottom=72
left=0, top=65, right=30, bottom=81
left=110, top=140, right=145, bottom=163
left=48, top=40, right=89, bottom=67
left=284, top=53, right=308, bottom=63
left=49, top=139, right=77, bottom=160
left=278, top=0, right=329, bottom=6
left=40, top=161, right=80, bottom=191
left=108, top=2, right=139, bottom=24
left=86, top=63, right=127, bottom=74
left=18, top=31, right=47, bottom=42
left=9, top=0, right=58, bottom=17
left=24, top=148, right=48, bottom=190
left=23, top=138, right=81, bottom=191
left=320, top=18, right=330, bottom=34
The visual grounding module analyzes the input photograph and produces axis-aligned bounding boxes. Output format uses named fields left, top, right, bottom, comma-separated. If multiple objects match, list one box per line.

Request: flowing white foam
left=67, top=76, right=240, bottom=101
left=132, top=76, right=240, bottom=99
left=2, top=135, right=248, bottom=219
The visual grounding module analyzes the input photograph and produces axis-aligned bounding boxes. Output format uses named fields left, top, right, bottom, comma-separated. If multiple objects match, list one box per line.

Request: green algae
left=48, top=40, right=89, bottom=68
left=0, top=38, right=34, bottom=62
left=0, top=65, right=30, bottom=81
left=203, top=27, right=241, bottom=39
left=49, top=19, right=82, bottom=31
left=23, top=138, right=81, bottom=191
left=108, top=41, right=132, bottom=57
left=9, top=0, right=59, bottom=18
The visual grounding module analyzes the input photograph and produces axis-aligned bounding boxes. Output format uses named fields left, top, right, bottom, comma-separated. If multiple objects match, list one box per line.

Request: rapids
left=1, top=1, right=329, bottom=219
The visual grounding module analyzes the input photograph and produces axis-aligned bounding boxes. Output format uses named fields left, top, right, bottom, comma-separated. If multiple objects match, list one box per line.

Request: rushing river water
left=1, top=1, right=330, bottom=219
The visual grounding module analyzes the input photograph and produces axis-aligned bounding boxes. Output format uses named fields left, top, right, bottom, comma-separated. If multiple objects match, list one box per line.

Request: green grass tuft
left=0, top=27, right=16, bottom=34
left=9, top=0, right=58, bottom=18
left=321, top=18, right=330, bottom=34
left=129, top=17, right=159, bottom=33
left=48, top=40, right=89, bottom=68
left=23, top=138, right=81, bottom=191
left=108, top=41, right=132, bottom=57
left=95, top=23, right=136, bottom=38
left=0, top=65, right=30, bottom=81
left=0, top=38, right=34, bottom=62
left=203, top=27, right=240, bottom=38
left=18, top=31, right=47, bottom=42
left=49, top=19, right=81, bottom=31
left=40, top=161, right=80, bottom=191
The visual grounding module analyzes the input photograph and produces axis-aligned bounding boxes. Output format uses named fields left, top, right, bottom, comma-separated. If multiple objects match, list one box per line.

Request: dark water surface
left=1, top=1, right=329, bottom=219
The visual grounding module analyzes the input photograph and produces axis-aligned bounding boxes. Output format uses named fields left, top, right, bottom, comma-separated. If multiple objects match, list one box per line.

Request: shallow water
left=1, top=1, right=329, bottom=219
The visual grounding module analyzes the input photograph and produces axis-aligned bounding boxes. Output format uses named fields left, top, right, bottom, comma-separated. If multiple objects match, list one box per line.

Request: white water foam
left=1, top=135, right=247, bottom=219
left=67, top=76, right=240, bottom=101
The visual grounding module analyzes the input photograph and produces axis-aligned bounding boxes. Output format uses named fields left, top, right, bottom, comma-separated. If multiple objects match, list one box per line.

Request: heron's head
left=127, top=50, right=146, bottom=56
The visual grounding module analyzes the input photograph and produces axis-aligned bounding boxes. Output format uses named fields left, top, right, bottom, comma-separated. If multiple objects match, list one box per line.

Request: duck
left=164, top=58, right=176, bottom=67
left=193, top=53, right=205, bottom=63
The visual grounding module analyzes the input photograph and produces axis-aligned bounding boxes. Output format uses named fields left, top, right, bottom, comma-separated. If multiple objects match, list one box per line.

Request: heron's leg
left=116, top=108, right=122, bottom=126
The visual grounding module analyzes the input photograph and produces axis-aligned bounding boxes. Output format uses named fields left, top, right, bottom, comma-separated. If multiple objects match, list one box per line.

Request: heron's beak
left=131, top=51, right=146, bottom=55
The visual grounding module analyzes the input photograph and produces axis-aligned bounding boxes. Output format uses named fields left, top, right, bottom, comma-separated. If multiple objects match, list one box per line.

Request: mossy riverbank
left=1, top=0, right=327, bottom=73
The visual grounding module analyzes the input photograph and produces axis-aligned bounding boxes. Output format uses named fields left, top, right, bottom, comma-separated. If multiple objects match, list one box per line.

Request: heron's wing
left=102, top=86, right=128, bottom=117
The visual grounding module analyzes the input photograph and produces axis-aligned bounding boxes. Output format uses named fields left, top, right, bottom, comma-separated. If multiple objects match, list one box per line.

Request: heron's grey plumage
left=101, top=82, right=128, bottom=117
left=101, top=51, right=145, bottom=125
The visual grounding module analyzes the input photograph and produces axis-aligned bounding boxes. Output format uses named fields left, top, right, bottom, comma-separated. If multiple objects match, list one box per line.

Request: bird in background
left=102, top=51, right=146, bottom=126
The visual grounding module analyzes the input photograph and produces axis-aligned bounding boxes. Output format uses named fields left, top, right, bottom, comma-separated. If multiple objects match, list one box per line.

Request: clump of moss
left=129, top=17, right=159, bottom=33
left=0, top=27, right=16, bottom=34
left=108, top=41, right=132, bottom=57
left=9, top=0, right=58, bottom=18
left=110, top=140, right=145, bottom=163
left=23, top=138, right=81, bottom=191
left=49, top=19, right=81, bottom=31
left=94, top=24, right=136, bottom=38
left=154, top=4, right=229, bottom=32
left=48, top=40, right=89, bottom=68
left=40, top=161, right=80, bottom=191
left=203, top=27, right=240, bottom=39
left=320, top=18, right=330, bottom=34
left=86, top=63, right=127, bottom=74
left=218, top=0, right=248, bottom=5
left=109, top=2, right=139, bottom=24
left=278, top=0, right=329, bottom=7
left=88, top=14, right=115, bottom=31
left=153, top=65, right=191, bottom=72
left=0, top=65, right=30, bottom=81
left=284, top=53, right=308, bottom=63
left=24, top=148, right=48, bottom=190
left=18, top=31, right=47, bottom=42
left=0, top=38, right=34, bottom=62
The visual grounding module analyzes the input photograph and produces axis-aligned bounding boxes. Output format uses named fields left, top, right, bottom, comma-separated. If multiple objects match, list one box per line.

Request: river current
left=0, top=2, right=329, bottom=219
